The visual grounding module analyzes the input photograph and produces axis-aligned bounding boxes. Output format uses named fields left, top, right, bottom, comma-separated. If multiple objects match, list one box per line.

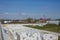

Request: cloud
left=4, top=12, right=9, bottom=15
left=21, top=13, right=26, bottom=16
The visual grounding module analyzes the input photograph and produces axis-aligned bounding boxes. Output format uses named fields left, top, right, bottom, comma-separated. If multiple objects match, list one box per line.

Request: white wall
left=47, top=21, right=60, bottom=25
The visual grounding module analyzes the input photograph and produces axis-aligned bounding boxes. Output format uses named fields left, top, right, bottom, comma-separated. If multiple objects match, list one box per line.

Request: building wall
left=47, top=21, right=60, bottom=25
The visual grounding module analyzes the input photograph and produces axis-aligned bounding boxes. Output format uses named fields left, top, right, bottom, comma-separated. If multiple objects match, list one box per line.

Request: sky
left=0, top=0, right=60, bottom=19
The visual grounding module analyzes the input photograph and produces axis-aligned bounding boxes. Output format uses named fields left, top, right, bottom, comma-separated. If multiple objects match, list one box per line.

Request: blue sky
left=0, top=0, right=60, bottom=19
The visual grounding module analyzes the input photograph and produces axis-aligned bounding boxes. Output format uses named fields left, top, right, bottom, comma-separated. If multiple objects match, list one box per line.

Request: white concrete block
left=43, top=34, right=58, bottom=40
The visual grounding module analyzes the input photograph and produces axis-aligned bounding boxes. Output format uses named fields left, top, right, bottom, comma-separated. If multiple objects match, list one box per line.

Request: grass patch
left=58, top=36, right=60, bottom=40
left=24, top=24, right=60, bottom=33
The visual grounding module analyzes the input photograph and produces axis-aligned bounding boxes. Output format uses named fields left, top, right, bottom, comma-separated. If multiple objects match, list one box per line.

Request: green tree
left=26, top=18, right=33, bottom=23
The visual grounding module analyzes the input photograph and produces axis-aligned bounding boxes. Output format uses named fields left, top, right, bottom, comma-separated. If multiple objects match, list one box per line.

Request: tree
left=26, top=18, right=33, bottom=23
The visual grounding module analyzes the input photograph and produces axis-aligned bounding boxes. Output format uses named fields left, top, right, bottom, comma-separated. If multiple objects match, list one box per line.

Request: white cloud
left=5, top=12, right=9, bottom=15
left=21, top=13, right=26, bottom=16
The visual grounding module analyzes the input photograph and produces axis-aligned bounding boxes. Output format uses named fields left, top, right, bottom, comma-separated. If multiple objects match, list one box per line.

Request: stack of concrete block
left=17, top=31, right=42, bottom=40
left=43, top=34, right=58, bottom=40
